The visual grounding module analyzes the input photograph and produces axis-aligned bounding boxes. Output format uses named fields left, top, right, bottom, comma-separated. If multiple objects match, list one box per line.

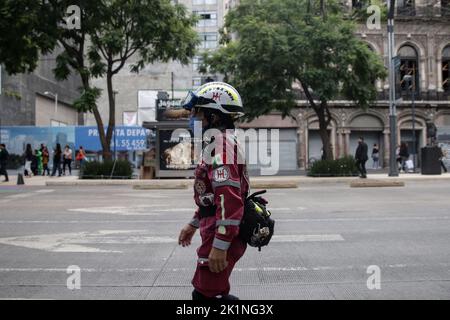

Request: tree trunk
left=318, top=124, right=333, bottom=161
left=81, top=75, right=112, bottom=161
left=104, top=71, right=115, bottom=161
left=317, top=103, right=333, bottom=161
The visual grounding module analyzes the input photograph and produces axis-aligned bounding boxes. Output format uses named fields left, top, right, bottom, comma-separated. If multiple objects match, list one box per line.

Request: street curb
left=41, top=175, right=450, bottom=188
left=250, top=181, right=299, bottom=189
left=350, top=180, right=405, bottom=188
left=133, top=183, right=190, bottom=190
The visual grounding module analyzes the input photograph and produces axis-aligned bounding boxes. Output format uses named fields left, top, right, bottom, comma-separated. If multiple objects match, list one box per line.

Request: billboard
left=0, top=126, right=75, bottom=156
left=0, top=126, right=151, bottom=155
left=75, top=126, right=151, bottom=152
left=156, top=99, right=190, bottom=121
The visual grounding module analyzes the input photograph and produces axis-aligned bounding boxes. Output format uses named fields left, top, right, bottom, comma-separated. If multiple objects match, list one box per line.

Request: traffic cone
left=17, top=173, right=25, bottom=185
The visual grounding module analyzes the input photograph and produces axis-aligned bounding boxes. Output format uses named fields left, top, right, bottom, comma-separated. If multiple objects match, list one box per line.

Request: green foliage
left=203, top=0, right=387, bottom=121
left=3, top=89, right=22, bottom=100
left=0, top=0, right=58, bottom=74
left=80, top=160, right=133, bottom=179
left=73, top=87, right=103, bottom=113
left=308, top=156, right=359, bottom=177
left=0, top=0, right=199, bottom=160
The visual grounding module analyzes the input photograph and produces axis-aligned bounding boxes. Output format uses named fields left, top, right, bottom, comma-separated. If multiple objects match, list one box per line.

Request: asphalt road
left=0, top=181, right=449, bottom=300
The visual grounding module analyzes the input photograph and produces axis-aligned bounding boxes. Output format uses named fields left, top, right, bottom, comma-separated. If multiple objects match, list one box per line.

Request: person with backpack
left=177, top=82, right=251, bottom=300
left=0, top=144, right=9, bottom=182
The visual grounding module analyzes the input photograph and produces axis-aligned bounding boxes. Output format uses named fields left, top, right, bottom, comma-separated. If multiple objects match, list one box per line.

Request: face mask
left=189, top=115, right=199, bottom=132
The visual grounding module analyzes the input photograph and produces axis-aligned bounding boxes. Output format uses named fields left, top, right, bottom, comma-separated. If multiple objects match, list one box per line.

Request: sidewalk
left=1, top=171, right=449, bottom=188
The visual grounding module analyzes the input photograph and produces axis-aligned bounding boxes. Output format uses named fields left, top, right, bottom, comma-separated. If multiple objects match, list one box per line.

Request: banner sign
left=0, top=126, right=150, bottom=155
left=75, top=126, right=151, bottom=152
left=156, top=99, right=190, bottom=121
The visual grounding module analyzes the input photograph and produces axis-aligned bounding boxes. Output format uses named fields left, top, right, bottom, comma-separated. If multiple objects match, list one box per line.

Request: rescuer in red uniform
left=178, top=82, right=249, bottom=300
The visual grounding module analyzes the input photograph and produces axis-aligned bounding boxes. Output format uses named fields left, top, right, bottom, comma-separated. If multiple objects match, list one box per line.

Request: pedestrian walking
left=41, top=145, right=50, bottom=176
left=399, top=142, right=409, bottom=173
left=372, top=143, right=380, bottom=169
left=23, top=144, right=33, bottom=177
left=355, top=137, right=368, bottom=178
left=63, top=145, right=73, bottom=175
left=76, top=146, right=86, bottom=168
left=51, top=143, right=62, bottom=177
left=0, top=144, right=9, bottom=182
left=35, top=148, right=43, bottom=176
left=439, top=144, right=448, bottom=173
left=178, top=82, right=249, bottom=300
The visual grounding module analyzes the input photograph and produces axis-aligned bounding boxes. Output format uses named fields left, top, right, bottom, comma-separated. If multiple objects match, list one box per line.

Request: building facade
left=89, top=0, right=450, bottom=173
left=87, top=0, right=227, bottom=127
left=240, top=0, right=450, bottom=171
left=0, top=49, right=83, bottom=127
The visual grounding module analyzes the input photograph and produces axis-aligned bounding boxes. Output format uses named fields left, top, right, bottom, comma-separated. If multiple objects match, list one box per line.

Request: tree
left=0, top=0, right=198, bottom=160
left=55, top=0, right=198, bottom=160
left=202, top=0, right=387, bottom=160
left=0, top=0, right=58, bottom=74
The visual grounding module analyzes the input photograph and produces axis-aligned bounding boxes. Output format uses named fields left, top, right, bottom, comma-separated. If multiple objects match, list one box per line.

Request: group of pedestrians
left=0, top=143, right=87, bottom=181
left=355, top=137, right=449, bottom=177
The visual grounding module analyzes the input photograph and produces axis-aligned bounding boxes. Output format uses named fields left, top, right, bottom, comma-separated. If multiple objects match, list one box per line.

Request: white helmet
left=182, top=82, right=244, bottom=117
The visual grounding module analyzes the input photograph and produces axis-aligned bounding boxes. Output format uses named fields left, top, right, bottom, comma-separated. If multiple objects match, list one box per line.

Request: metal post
left=55, top=93, right=58, bottom=116
left=412, top=75, right=416, bottom=172
left=171, top=72, right=174, bottom=100
left=388, top=0, right=399, bottom=177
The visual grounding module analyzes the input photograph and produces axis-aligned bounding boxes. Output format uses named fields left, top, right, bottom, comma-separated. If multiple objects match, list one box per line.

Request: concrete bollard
left=17, top=173, right=25, bottom=185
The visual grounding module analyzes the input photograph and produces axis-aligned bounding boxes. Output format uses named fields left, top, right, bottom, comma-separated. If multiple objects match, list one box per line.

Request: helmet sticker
left=213, top=166, right=230, bottom=183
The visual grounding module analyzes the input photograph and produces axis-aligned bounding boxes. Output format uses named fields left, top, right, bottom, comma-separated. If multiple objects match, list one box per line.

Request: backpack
left=239, top=190, right=275, bottom=251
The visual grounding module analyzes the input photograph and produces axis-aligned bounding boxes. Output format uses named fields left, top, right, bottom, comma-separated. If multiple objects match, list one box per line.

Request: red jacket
left=189, top=132, right=250, bottom=251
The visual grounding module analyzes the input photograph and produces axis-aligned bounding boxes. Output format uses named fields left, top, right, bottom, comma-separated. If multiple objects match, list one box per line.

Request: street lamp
left=44, top=91, right=58, bottom=120
left=403, top=74, right=416, bottom=173
left=388, top=0, right=399, bottom=177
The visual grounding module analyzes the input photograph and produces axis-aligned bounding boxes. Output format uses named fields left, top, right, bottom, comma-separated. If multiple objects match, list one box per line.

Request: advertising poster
left=159, top=129, right=196, bottom=171
left=75, top=126, right=151, bottom=152
left=156, top=99, right=190, bottom=121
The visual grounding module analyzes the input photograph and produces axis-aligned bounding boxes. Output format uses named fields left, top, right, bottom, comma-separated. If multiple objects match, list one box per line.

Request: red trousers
left=192, top=216, right=247, bottom=298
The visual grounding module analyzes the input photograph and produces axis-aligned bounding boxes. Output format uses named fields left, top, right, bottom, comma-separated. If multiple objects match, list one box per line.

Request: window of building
left=442, top=0, right=450, bottom=17
left=198, top=32, right=217, bottom=49
left=397, top=0, right=415, bottom=16
left=443, top=46, right=450, bottom=92
left=398, top=45, right=419, bottom=95
left=192, top=77, right=202, bottom=88
left=193, top=0, right=217, bottom=5
left=192, top=56, right=204, bottom=72
left=194, top=11, right=217, bottom=27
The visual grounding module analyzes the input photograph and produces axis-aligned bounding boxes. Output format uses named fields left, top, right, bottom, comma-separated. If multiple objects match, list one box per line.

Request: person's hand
left=178, top=224, right=197, bottom=247
left=208, top=247, right=228, bottom=273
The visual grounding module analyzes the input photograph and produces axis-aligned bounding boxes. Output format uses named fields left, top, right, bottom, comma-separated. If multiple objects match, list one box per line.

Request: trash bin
left=421, top=146, right=441, bottom=175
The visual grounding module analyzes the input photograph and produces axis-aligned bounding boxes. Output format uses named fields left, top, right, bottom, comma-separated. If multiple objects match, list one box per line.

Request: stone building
left=240, top=0, right=450, bottom=171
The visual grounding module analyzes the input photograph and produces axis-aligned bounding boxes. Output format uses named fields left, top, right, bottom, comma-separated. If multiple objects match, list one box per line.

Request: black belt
left=199, top=205, right=216, bottom=219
